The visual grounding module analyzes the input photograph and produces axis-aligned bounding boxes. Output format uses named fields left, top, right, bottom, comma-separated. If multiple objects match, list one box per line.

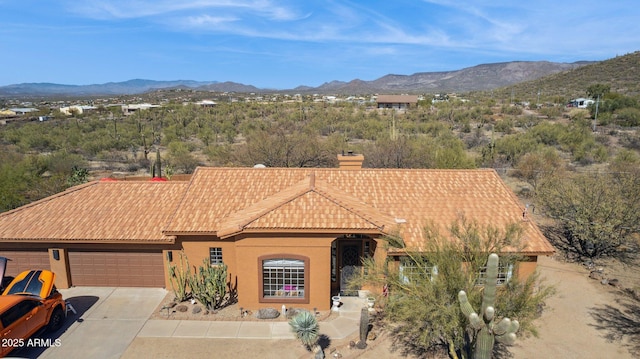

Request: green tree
left=537, top=172, right=640, bottom=259
left=513, top=148, right=564, bottom=194
left=586, top=84, right=610, bottom=99
left=167, top=141, right=199, bottom=174
left=354, top=218, right=552, bottom=358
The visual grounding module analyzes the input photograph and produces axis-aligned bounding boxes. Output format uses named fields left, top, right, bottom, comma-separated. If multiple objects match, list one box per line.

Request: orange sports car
left=0, top=269, right=66, bottom=357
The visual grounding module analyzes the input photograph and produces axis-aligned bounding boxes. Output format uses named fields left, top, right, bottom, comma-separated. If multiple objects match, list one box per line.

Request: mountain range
left=0, top=60, right=592, bottom=97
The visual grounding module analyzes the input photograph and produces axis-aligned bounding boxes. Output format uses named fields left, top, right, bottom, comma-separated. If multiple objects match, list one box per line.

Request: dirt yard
left=124, top=255, right=639, bottom=358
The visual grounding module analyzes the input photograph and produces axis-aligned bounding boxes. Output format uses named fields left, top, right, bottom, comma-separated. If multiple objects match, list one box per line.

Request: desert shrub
left=538, top=171, right=640, bottom=259
left=568, top=108, right=589, bottom=121
left=494, top=118, right=514, bottom=133
left=501, top=105, right=522, bottom=116
left=594, top=112, right=613, bottom=126
left=538, top=106, right=563, bottom=118
left=493, top=134, right=540, bottom=165
left=618, top=132, right=640, bottom=150
left=616, top=107, right=640, bottom=126
left=527, top=121, right=565, bottom=146
left=354, top=218, right=553, bottom=358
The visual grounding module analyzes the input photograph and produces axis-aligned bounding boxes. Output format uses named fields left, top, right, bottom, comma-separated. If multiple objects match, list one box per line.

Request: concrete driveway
left=10, top=287, right=363, bottom=358
left=12, top=287, right=167, bottom=359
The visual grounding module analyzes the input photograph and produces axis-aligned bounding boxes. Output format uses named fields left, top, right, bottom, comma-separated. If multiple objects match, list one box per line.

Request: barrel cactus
left=458, top=253, right=519, bottom=359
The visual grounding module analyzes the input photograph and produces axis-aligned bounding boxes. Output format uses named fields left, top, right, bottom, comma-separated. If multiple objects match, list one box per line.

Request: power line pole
left=593, top=94, right=600, bottom=132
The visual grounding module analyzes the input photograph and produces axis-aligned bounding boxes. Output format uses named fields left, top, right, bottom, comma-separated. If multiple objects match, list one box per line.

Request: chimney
left=337, top=151, right=364, bottom=170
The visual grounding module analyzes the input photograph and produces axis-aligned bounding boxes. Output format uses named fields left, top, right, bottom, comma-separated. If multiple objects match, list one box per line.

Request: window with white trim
left=476, top=262, right=513, bottom=286
left=209, top=247, right=223, bottom=265
left=262, top=258, right=305, bottom=298
left=399, top=257, right=438, bottom=283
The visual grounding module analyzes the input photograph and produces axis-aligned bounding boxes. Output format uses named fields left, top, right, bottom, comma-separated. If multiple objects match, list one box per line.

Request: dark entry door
left=339, top=242, right=361, bottom=295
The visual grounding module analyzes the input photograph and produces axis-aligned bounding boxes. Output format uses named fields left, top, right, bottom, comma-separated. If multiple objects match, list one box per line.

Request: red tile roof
left=376, top=95, right=419, bottom=104
left=0, top=181, right=187, bottom=243
left=0, top=166, right=554, bottom=255
left=165, top=167, right=554, bottom=255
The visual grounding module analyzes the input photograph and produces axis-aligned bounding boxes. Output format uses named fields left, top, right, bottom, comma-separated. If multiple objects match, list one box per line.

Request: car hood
left=2, top=270, right=56, bottom=298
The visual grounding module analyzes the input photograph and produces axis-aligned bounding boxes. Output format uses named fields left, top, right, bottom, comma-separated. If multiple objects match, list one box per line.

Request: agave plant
left=289, top=310, right=319, bottom=351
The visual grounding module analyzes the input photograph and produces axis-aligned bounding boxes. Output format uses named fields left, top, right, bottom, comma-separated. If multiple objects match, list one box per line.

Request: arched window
left=259, top=255, right=309, bottom=304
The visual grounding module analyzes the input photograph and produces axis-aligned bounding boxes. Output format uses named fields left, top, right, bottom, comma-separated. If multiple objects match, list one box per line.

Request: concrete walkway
left=138, top=296, right=365, bottom=340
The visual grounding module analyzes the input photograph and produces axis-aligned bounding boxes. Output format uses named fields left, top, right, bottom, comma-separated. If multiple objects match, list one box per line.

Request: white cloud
left=65, top=0, right=301, bottom=21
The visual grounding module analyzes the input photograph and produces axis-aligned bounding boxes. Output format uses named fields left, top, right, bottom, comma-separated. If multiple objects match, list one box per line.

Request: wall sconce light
left=52, top=249, right=60, bottom=261
left=166, top=251, right=173, bottom=262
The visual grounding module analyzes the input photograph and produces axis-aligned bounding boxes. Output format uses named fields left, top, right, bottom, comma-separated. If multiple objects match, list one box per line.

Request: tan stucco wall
left=173, top=237, right=238, bottom=291
left=48, top=248, right=71, bottom=289
left=234, top=234, right=333, bottom=310
left=517, top=256, right=538, bottom=279
left=176, top=233, right=342, bottom=310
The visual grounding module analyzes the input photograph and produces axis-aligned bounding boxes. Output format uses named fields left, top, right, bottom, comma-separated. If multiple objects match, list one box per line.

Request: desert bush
left=618, top=132, right=640, bottom=150
left=537, top=171, right=640, bottom=259
left=494, top=118, right=514, bottom=133
left=354, top=218, right=553, bottom=358
left=615, top=107, right=640, bottom=126
left=501, top=105, right=522, bottom=116
left=537, top=106, right=562, bottom=118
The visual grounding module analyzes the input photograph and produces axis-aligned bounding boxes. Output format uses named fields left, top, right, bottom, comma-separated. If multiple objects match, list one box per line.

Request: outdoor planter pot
left=331, top=296, right=341, bottom=311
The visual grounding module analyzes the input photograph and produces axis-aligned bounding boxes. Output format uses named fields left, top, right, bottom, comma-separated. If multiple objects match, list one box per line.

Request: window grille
left=477, top=263, right=513, bottom=286
left=262, top=258, right=305, bottom=298
left=399, top=257, right=437, bottom=283
left=209, top=247, right=223, bottom=265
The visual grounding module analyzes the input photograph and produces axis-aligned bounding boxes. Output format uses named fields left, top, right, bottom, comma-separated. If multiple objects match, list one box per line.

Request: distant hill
left=302, top=61, right=589, bottom=94
left=498, top=51, right=640, bottom=100
left=0, top=79, right=218, bottom=97
left=0, top=60, right=596, bottom=97
left=196, top=81, right=261, bottom=93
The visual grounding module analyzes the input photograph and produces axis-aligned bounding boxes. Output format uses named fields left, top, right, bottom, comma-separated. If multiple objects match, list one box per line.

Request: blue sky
left=1, top=0, right=639, bottom=89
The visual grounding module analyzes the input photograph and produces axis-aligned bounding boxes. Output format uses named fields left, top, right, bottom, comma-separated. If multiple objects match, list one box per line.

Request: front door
left=339, top=241, right=361, bottom=295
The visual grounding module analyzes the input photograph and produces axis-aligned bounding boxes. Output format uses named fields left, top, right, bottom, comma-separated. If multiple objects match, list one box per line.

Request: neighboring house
left=0, top=154, right=554, bottom=310
left=122, top=103, right=161, bottom=114
left=566, top=98, right=595, bottom=108
left=8, top=108, right=38, bottom=115
left=196, top=100, right=217, bottom=107
left=59, top=105, right=97, bottom=116
left=376, top=95, right=419, bottom=109
left=0, top=109, right=17, bottom=117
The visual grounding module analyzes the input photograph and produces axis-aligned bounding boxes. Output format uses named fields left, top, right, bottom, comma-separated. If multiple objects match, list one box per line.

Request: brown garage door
left=68, top=251, right=165, bottom=287
left=0, top=250, right=50, bottom=276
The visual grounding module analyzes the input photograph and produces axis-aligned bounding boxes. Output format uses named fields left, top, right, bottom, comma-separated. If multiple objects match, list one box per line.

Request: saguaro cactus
left=458, top=253, right=519, bottom=359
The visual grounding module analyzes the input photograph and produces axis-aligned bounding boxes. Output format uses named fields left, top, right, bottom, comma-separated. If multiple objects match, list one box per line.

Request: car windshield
left=6, top=270, right=45, bottom=297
